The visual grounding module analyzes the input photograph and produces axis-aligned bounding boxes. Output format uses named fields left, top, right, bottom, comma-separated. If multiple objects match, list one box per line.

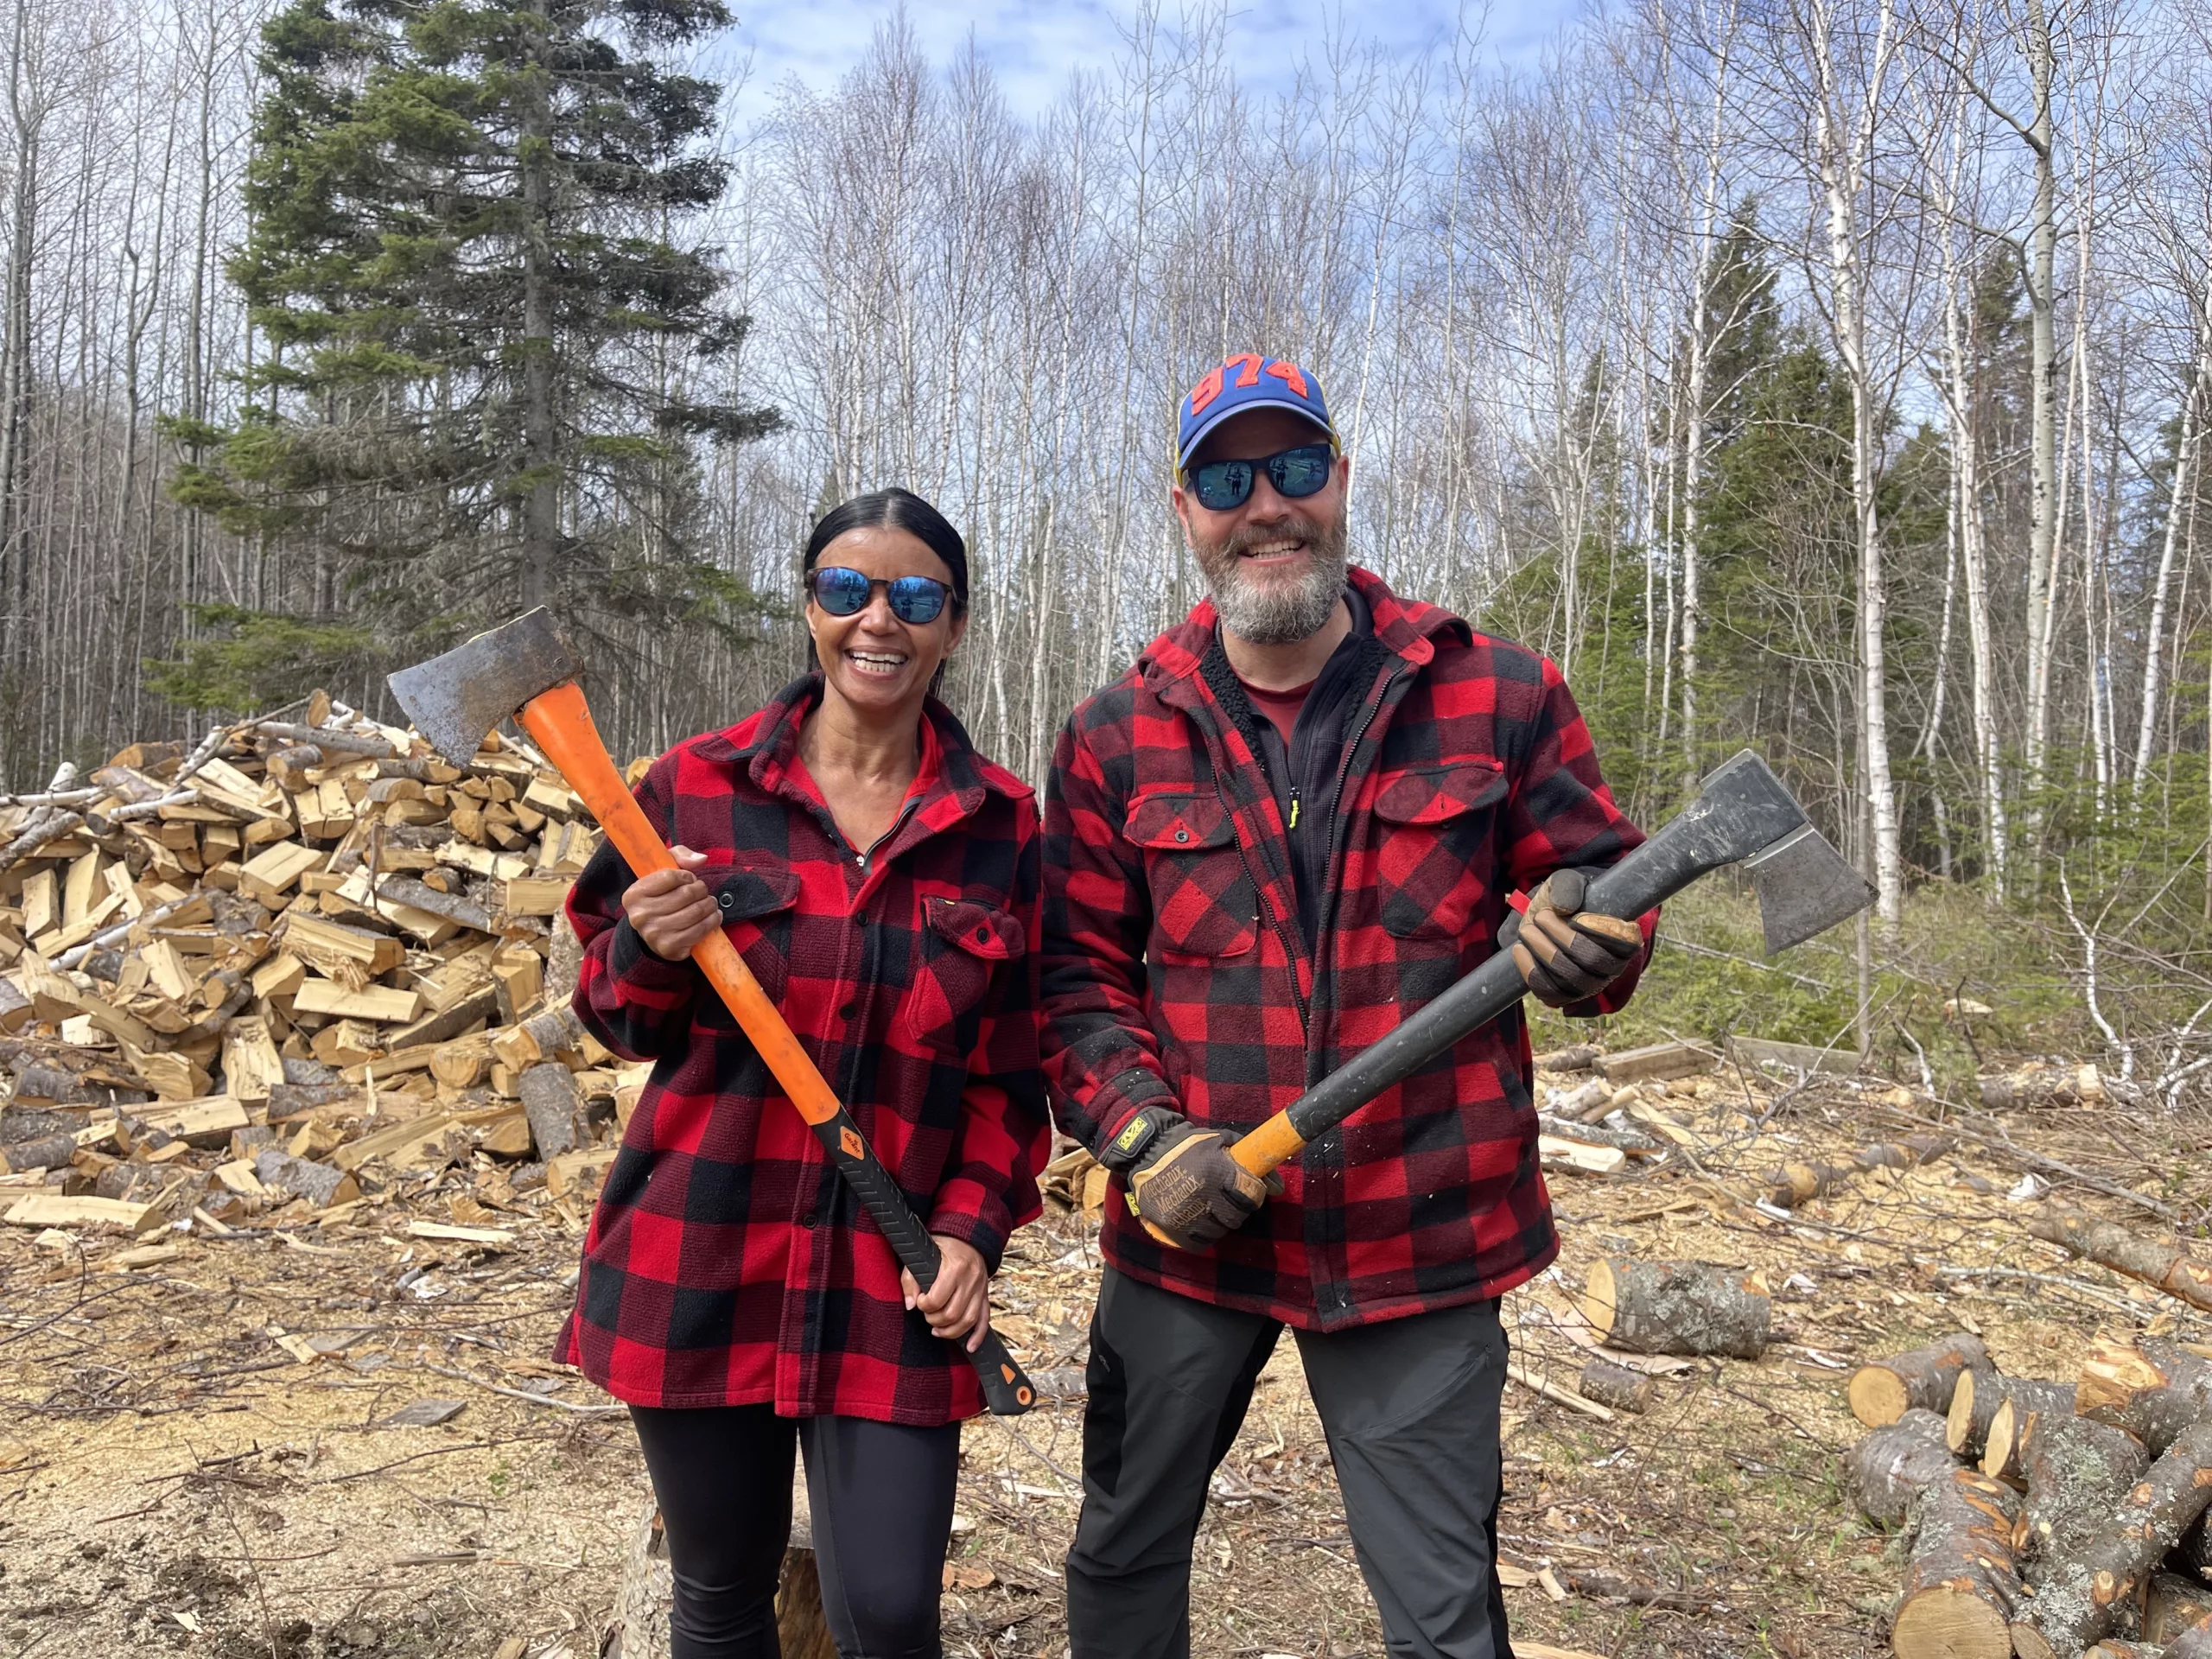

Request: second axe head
left=386, top=608, right=581, bottom=766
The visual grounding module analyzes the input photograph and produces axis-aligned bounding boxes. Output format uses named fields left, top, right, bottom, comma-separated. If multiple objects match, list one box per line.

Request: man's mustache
left=1219, top=515, right=1325, bottom=558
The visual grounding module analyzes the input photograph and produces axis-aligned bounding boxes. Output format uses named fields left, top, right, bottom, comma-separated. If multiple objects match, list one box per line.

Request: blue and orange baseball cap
left=1176, top=353, right=1337, bottom=474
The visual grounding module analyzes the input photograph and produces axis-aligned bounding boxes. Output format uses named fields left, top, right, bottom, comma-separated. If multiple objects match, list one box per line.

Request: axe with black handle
left=389, top=609, right=1036, bottom=1414
left=1214, top=749, right=1875, bottom=1192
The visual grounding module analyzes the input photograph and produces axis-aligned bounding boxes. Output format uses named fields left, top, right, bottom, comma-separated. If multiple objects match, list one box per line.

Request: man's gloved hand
left=1497, top=868, right=1643, bottom=1008
left=1101, top=1106, right=1279, bottom=1251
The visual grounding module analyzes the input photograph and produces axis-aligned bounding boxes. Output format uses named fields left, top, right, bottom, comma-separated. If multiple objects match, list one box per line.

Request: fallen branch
left=2028, top=1201, right=2212, bottom=1313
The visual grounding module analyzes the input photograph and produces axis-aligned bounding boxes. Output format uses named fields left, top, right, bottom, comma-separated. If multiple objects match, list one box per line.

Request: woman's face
left=805, top=525, right=967, bottom=723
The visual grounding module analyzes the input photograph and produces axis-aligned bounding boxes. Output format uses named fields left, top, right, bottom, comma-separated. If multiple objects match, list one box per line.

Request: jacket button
left=716, top=892, right=733, bottom=909
left=1174, top=828, right=1190, bottom=843
left=976, top=926, right=989, bottom=942
left=840, top=1001, right=858, bottom=1019
left=798, top=1209, right=817, bottom=1229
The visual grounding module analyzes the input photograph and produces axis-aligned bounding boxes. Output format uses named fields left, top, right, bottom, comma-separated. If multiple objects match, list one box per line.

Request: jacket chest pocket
left=1370, top=760, right=1507, bottom=941
left=1123, top=791, right=1257, bottom=960
left=904, top=896, right=1021, bottom=1050
left=696, top=864, right=801, bottom=1021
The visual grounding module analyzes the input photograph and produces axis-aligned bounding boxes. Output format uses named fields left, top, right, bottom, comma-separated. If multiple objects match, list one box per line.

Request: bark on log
left=1892, top=1470, right=2023, bottom=1659
left=2171, top=1611, right=2212, bottom=1659
left=1577, top=1358, right=1655, bottom=1414
left=1983, top=1386, right=2081, bottom=1482
left=255, top=721, right=397, bottom=758
left=1580, top=1260, right=1769, bottom=1359
left=2031, top=1205, right=2212, bottom=1315
left=252, top=1149, right=360, bottom=1208
left=2087, top=1643, right=2162, bottom=1659
left=2018, top=1411, right=2150, bottom=1567
left=2009, top=1422, right=2212, bottom=1659
left=1535, top=1044, right=1602, bottom=1072
left=492, top=1002, right=586, bottom=1071
left=2079, top=1340, right=2212, bottom=1455
left=1849, top=1332, right=1990, bottom=1427
left=1844, top=1408, right=1955, bottom=1528
left=1762, top=1159, right=1861, bottom=1209
left=375, top=875, right=497, bottom=934
left=609, top=1489, right=836, bottom=1659
left=1952, top=1374, right=2072, bottom=1460
left=2145, top=1573, right=2212, bottom=1644
left=1980, top=1064, right=2106, bottom=1110
left=519, top=1062, right=582, bottom=1160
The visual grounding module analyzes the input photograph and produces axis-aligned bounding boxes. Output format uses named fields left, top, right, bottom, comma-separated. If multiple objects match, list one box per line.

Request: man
left=1039, top=353, right=1655, bottom=1659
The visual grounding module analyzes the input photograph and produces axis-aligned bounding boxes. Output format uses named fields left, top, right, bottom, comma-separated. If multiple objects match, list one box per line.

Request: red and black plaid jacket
left=558, top=677, right=1049, bottom=1422
left=1041, top=566, right=1654, bottom=1331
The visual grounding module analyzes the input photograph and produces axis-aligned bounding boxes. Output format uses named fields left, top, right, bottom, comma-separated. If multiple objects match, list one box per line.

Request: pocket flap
left=709, top=864, right=802, bottom=923
left=1372, top=761, right=1508, bottom=826
left=1122, top=792, right=1235, bottom=850
left=926, top=896, right=1022, bottom=960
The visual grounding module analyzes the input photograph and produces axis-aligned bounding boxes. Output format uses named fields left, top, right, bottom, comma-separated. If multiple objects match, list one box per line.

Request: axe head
left=386, top=608, right=581, bottom=766
left=1745, top=822, right=1875, bottom=956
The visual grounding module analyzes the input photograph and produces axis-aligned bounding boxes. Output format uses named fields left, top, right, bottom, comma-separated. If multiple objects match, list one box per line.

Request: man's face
left=1173, top=408, right=1352, bottom=646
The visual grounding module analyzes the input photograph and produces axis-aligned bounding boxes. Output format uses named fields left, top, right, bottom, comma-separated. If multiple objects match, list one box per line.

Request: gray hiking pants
left=1065, top=1267, right=1515, bottom=1659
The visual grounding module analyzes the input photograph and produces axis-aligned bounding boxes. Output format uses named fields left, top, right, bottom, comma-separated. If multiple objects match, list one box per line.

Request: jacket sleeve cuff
left=925, top=1191, right=1011, bottom=1275
left=1086, top=1065, right=1175, bottom=1157
left=609, top=917, right=699, bottom=991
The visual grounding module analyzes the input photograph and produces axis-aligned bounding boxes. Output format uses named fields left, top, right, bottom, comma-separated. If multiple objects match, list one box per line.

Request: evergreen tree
left=158, top=0, right=779, bottom=709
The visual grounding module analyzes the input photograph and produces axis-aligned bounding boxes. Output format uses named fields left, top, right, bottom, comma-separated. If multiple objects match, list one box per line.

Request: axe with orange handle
left=389, top=609, right=1035, bottom=1414
left=1132, top=750, right=1873, bottom=1246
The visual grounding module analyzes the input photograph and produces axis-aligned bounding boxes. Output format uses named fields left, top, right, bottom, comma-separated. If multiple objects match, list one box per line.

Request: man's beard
left=1193, top=502, right=1351, bottom=645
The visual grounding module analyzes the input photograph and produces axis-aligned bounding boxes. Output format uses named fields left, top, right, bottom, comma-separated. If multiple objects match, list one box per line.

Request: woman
left=559, top=488, right=1048, bottom=1659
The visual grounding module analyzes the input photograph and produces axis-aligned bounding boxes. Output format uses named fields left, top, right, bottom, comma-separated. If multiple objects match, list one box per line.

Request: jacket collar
left=693, top=673, right=1020, bottom=830
left=1137, top=564, right=1465, bottom=702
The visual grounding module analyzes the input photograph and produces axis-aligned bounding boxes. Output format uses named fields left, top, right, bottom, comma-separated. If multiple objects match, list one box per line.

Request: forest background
left=2, top=0, right=2209, bottom=1090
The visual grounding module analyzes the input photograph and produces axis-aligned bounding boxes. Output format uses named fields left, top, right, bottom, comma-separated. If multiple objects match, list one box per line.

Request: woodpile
left=0, top=697, right=647, bottom=1230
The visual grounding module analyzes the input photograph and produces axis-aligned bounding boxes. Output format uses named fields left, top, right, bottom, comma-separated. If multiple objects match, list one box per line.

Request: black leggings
left=629, top=1404, right=961, bottom=1659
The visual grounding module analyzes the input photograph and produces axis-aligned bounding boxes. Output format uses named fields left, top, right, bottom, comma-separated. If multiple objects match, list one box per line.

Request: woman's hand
left=621, top=845, right=721, bottom=961
left=901, top=1236, right=990, bottom=1352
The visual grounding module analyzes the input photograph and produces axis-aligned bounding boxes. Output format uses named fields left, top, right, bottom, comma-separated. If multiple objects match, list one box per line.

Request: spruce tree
left=160, top=0, right=779, bottom=708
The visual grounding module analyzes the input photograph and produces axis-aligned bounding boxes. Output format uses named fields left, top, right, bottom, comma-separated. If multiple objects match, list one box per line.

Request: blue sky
left=714, top=0, right=1584, bottom=126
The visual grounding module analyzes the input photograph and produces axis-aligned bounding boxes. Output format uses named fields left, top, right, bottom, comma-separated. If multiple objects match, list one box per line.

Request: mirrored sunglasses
left=810, top=567, right=952, bottom=624
left=1186, top=442, right=1335, bottom=512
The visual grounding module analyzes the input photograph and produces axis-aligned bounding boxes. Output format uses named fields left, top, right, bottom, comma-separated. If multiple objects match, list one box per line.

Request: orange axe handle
left=514, top=681, right=1035, bottom=1415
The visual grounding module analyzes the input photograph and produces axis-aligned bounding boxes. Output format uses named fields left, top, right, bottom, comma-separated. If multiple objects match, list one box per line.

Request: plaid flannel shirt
left=1041, top=566, right=1654, bottom=1330
left=557, top=677, right=1049, bottom=1422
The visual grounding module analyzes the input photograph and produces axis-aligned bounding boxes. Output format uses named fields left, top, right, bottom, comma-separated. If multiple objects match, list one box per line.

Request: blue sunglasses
left=810, top=566, right=954, bottom=624
left=1185, top=442, right=1335, bottom=512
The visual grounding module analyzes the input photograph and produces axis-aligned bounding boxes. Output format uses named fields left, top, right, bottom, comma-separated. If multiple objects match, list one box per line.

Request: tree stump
left=1847, top=1332, right=1989, bottom=1427
left=1843, top=1408, right=1955, bottom=1528
left=1580, top=1259, right=1769, bottom=1359
left=607, top=1479, right=836, bottom=1659
left=2009, top=1421, right=2212, bottom=1659
left=1891, top=1470, right=2023, bottom=1659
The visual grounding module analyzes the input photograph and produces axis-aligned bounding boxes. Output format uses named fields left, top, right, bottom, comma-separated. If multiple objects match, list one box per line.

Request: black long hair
left=801, top=488, right=969, bottom=698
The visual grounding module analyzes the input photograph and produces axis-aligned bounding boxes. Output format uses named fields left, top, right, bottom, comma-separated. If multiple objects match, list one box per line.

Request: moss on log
left=1580, top=1259, right=1769, bottom=1359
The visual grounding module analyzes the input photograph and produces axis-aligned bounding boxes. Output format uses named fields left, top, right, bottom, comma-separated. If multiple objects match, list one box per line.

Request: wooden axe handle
left=514, top=681, right=1035, bottom=1416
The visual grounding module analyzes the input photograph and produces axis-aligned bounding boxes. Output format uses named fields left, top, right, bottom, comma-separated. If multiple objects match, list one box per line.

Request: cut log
left=2145, top=1573, right=2212, bottom=1643
left=1535, top=1043, right=1601, bottom=1072
left=2009, top=1421, right=2212, bottom=1659
left=1891, top=1470, right=2022, bottom=1659
left=1844, top=1408, right=1956, bottom=1528
left=1985, top=1386, right=2081, bottom=1483
left=1580, top=1259, right=1769, bottom=1359
left=1980, top=1063, right=2106, bottom=1110
left=1593, top=1041, right=1715, bottom=1084
left=1576, top=1357, right=1655, bottom=1415
left=252, top=1148, right=361, bottom=1208
left=610, top=1484, right=836, bottom=1659
left=3, top=1192, right=166, bottom=1234
left=294, top=978, right=422, bottom=1024
left=491, top=1001, right=586, bottom=1071
left=376, top=874, right=495, bottom=933
left=518, top=1062, right=582, bottom=1160
left=2079, top=1340, right=2212, bottom=1455
left=2030, top=1204, right=2212, bottom=1315
left=1952, top=1374, right=2072, bottom=1461
left=2171, top=1611, right=2212, bottom=1659
left=2018, top=1410, right=2150, bottom=1567
left=1847, top=1332, right=1990, bottom=1427
left=1538, top=1135, right=1627, bottom=1176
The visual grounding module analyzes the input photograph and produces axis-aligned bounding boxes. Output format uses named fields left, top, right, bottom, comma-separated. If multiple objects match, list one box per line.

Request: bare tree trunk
left=518, top=25, right=557, bottom=613
left=2134, top=340, right=2208, bottom=787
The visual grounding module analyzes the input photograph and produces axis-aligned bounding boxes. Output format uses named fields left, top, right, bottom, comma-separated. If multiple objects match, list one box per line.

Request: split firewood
left=491, top=1003, right=587, bottom=1071
left=1848, top=1332, right=1990, bottom=1427
left=2144, top=1573, right=2212, bottom=1644
left=1951, top=1374, right=2072, bottom=1462
left=1580, top=1259, right=1769, bottom=1359
left=2171, top=1611, right=2212, bottom=1659
left=2009, top=1421, right=2212, bottom=1659
left=1537, top=1114, right=1660, bottom=1152
left=2030, top=1203, right=2212, bottom=1314
left=251, top=1148, right=360, bottom=1208
left=1843, top=1408, right=1956, bottom=1528
left=1891, top=1470, right=2023, bottom=1659
left=2017, top=1410, right=2150, bottom=1567
left=519, top=1062, right=584, bottom=1160
left=2078, top=1339, right=2212, bottom=1455
left=1575, top=1358, right=1655, bottom=1415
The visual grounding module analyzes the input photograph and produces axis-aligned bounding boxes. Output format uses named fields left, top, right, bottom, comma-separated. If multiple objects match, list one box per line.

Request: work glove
left=1497, top=868, right=1643, bottom=1009
left=1100, top=1105, right=1280, bottom=1252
